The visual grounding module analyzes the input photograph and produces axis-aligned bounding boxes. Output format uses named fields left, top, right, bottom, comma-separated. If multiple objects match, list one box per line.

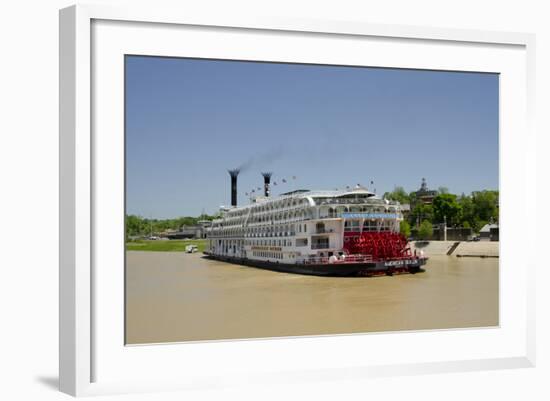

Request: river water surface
left=126, top=252, right=498, bottom=344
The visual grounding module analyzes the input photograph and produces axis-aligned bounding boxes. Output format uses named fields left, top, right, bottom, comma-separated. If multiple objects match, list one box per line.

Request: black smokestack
left=262, top=172, right=272, bottom=197
left=228, top=169, right=239, bottom=207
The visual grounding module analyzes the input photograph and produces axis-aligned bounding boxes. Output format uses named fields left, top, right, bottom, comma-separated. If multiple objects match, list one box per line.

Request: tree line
left=126, top=214, right=217, bottom=239
left=127, top=187, right=498, bottom=240
left=384, top=187, right=499, bottom=239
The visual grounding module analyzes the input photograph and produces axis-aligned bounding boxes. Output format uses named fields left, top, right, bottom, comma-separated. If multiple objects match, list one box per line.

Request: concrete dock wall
left=454, top=241, right=499, bottom=257
left=410, top=240, right=456, bottom=255
left=409, top=240, right=499, bottom=257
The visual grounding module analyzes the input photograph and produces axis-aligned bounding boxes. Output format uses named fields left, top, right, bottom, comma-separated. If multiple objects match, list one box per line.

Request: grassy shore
left=126, top=239, right=207, bottom=252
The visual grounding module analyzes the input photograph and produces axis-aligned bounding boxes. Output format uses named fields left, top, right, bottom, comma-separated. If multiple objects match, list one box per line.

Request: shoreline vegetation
left=124, top=238, right=498, bottom=256
left=386, top=188, right=499, bottom=234
left=126, top=239, right=207, bottom=252
left=125, top=187, right=498, bottom=251
left=126, top=214, right=216, bottom=240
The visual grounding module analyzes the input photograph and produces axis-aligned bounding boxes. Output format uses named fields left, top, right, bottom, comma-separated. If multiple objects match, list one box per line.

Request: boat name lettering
left=342, top=213, right=399, bottom=219
left=384, top=260, right=415, bottom=267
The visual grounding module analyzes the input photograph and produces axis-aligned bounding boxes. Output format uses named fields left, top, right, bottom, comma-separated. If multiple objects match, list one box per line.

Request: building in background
left=479, top=223, right=499, bottom=241
left=161, top=220, right=212, bottom=239
left=415, top=178, right=438, bottom=205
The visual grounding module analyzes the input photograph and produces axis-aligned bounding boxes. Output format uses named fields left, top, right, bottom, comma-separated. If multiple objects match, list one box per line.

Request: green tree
left=383, top=186, right=410, bottom=204
left=409, top=203, right=434, bottom=227
left=458, top=194, right=474, bottom=222
left=197, top=213, right=216, bottom=221
left=418, top=220, right=433, bottom=240
left=432, top=193, right=462, bottom=225
left=457, top=194, right=486, bottom=231
left=400, top=220, right=411, bottom=238
left=472, top=190, right=499, bottom=223
left=125, top=213, right=218, bottom=239
left=126, top=215, right=146, bottom=238
left=408, top=191, right=417, bottom=206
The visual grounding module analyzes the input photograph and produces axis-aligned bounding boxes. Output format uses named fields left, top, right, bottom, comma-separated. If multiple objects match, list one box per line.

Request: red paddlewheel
left=343, top=231, right=411, bottom=260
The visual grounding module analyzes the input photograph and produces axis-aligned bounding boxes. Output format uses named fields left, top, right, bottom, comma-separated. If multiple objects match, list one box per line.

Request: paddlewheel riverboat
left=204, top=171, right=427, bottom=277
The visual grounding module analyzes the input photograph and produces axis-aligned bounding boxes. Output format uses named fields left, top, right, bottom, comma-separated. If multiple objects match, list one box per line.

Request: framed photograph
left=59, top=4, right=536, bottom=396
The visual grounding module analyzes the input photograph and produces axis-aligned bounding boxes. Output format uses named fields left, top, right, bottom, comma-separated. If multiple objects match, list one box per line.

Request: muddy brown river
left=125, top=251, right=498, bottom=344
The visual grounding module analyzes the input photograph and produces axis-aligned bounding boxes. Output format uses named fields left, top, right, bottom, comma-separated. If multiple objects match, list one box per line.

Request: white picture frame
left=59, top=4, right=536, bottom=397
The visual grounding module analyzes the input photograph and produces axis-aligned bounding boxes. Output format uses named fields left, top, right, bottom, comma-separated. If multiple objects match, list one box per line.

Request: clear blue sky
left=126, top=56, right=498, bottom=219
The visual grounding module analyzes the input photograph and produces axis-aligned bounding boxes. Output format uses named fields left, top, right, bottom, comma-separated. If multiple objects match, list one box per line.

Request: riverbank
left=125, top=238, right=498, bottom=257
left=126, top=238, right=207, bottom=252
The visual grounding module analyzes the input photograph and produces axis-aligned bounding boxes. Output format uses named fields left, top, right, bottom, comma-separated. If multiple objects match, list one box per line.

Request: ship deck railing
left=298, top=254, right=422, bottom=265
left=299, top=254, right=374, bottom=265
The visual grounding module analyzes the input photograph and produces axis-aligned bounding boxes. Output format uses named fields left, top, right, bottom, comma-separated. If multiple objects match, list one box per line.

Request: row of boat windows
left=222, top=198, right=309, bottom=217
left=210, top=229, right=395, bottom=239
left=319, top=206, right=396, bottom=215
left=213, top=210, right=312, bottom=228
left=345, top=227, right=394, bottom=232
left=226, top=198, right=310, bottom=218
left=248, top=211, right=312, bottom=224
left=313, top=196, right=375, bottom=205
left=213, top=239, right=243, bottom=246
left=208, top=224, right=309, bottom=237
left=345, top=220, right=394, bottom=226
left=252, top=251, right=284, bottom=259
left=215, top=206, right=400, bottom=229
left=246, top=239, right=292, bottom=247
